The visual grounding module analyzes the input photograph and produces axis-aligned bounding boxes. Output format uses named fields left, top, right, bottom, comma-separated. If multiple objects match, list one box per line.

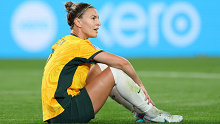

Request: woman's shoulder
left=59, top=35, right=93, bottom=47
left=57, top=35, right=81, bottom=45
left=64, top=35, right=80, bottom=41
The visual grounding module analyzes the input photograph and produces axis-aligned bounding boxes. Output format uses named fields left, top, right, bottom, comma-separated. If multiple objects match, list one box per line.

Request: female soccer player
left=41, top=1, right=183, bottom=123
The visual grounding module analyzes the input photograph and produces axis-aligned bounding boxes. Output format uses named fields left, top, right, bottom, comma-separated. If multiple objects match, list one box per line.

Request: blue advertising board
left=0, top=0, right=220, bottom=58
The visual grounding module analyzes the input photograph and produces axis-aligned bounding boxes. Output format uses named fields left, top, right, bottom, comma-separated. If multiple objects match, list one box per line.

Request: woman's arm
left=93, top=52, right=140, bottom=85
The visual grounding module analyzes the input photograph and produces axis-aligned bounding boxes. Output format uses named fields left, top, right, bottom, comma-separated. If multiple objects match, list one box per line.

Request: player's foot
left=134, top=113, right=145, bottom=123
left=143, top=110, right=183, bottom=123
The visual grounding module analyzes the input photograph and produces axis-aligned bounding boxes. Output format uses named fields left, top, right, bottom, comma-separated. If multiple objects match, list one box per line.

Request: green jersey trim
left=54, top=50, right=103, bottom=109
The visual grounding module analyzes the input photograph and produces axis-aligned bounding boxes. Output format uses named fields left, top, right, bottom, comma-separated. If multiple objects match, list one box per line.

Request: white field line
left=137, top=71, right=220, bottom=79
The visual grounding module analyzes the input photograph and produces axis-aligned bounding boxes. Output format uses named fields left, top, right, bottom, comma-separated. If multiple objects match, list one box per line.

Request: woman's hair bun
left=65, top=1, right=75, bottom=12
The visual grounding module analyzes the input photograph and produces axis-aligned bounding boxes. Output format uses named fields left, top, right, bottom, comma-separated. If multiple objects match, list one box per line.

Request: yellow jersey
left=41, top=34, right=103, bottom=122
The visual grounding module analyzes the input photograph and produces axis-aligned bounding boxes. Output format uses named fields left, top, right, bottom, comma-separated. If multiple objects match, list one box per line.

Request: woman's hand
left=139, top=84, right=155, bottom=106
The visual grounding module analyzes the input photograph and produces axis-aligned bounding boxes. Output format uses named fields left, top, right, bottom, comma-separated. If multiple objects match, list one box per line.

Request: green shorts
left=49, top=88, right=95, bottom=123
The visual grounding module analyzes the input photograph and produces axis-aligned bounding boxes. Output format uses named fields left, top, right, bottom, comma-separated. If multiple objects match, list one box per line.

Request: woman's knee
left=86, top=67, right=115, bottom=91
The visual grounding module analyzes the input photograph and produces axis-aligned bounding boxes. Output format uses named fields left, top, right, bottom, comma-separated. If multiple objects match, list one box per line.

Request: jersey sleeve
left=79, top=41, right=103, bottom=63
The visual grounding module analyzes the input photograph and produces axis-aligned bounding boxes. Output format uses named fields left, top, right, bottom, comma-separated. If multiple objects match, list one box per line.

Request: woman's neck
left=71, top=29, right=88, bottom=40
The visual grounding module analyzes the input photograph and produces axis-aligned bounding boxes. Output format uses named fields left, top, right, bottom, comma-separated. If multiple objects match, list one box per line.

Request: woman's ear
left=74, top=18, right=82, bottom=28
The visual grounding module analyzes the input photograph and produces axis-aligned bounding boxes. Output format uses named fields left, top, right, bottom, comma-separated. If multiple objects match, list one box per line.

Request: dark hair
left=65, top=1, right=94, bottom=29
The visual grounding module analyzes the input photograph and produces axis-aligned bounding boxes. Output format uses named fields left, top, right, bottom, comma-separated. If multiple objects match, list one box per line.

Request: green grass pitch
left=0, top=58, right=220, bottom=124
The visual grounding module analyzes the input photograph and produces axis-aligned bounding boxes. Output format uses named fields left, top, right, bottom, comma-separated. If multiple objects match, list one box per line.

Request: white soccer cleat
left=143, top=110, right=183, bottom=123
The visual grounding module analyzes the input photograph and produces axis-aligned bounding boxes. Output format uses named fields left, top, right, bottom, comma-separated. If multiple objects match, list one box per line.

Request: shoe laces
left=159, top=110, right=172, bottom=118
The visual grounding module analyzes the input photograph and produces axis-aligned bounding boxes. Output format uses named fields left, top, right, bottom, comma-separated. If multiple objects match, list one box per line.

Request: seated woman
left=41, top=1, right=183, bottom=123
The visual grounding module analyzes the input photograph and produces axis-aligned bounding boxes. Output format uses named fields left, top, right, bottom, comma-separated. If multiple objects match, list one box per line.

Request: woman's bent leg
left=87, top=64, right=142, bottom=114
left=96, top=63, right=143, bottom=113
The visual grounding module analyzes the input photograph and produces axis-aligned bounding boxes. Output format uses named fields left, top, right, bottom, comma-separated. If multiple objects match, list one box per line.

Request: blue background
left=0, top=0, right=219, bottom=59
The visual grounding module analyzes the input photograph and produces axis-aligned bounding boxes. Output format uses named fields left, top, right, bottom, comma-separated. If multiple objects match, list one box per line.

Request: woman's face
left=79, top=8, right=101, bottom=39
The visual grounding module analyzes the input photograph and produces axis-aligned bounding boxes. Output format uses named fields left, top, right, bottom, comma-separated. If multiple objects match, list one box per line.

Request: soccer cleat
left=134, top=113, right=145, bottom=123
left=143, top=110, right=183, bottom=123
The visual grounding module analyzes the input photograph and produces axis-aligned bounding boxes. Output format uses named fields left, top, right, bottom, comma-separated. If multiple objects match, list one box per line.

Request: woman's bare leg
left=87, top=64, right=143, bottom=114
left=85, top=66, right=115, bottom=114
